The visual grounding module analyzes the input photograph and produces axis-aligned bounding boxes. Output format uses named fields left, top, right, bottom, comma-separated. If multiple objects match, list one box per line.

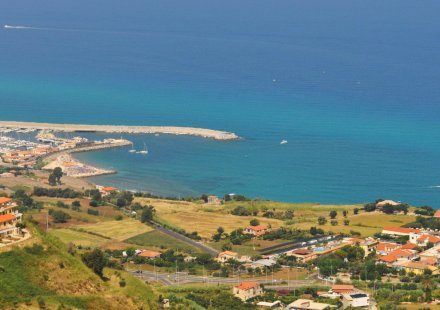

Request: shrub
left=87, top=209, right=99, bottom=216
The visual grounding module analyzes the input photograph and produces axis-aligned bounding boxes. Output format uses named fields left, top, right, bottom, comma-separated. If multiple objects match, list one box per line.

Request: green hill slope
left=0, top=226, right=157, bottom=310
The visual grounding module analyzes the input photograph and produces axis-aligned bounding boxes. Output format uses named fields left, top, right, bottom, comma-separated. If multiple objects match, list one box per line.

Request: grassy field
left=135, top=198, right=284, bottom=238
left=125, top=230, right=203, bottom=254
left=75, top=219, right=153, bottom=241
left=293, top=212, right=417, bottom=236
left=50, top=228, right=111, bottom=247
left=135, top=197, right=416, bottom=239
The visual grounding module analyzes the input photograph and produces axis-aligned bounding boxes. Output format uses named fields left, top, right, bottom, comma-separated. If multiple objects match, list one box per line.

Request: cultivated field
left=75, top=219, right=153, bottom=241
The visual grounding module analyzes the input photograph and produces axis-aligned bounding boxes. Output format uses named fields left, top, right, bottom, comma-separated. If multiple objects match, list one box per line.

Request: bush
left=82, top=248, right=106, bottom=277
left=87, top=209, right=99, bottom=216
left=50, top=210, right=71, bottom=223
left=249, top=219, right=260, bottom=226
left=231, top=206, right=251, bottom=216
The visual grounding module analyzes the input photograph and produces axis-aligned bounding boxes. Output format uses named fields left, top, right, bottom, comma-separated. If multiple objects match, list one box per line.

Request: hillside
left=0, top=224, right=157, bottom=310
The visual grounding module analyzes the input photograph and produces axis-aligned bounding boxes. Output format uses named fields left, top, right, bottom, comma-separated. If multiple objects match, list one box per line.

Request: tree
left=52, top=167, right=63, bottom=184
left=200, top=194, right=208, bottom=203
left=318, top=216, right=327, bottom=225
left=140, top=206, right=155, bottom=223
left=342, top=210, right=348, bottom=217
left=249, top=219, right=260, bottom=226
left=48, top=173, right=57, bottom=186
left=354, top=208, right=359, bottom=215
left=284, top=210, right=294, bottom=219
left=329, top=210, right=337, bottom=219
left=50, top=210, right=71, bottom=223
left=222, top=243, right=232, bottom=251
left=82, top=248, right=106, bottom=277
left=344, top=219, right=350, bottom=226
left=331, top=220, right=338, bottom=226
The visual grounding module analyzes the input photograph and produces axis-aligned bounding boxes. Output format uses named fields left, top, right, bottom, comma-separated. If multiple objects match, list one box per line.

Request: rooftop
left=382, top=226, right=421, bottom=234
left=138, top=250, right=162, bottom=258
left=287, top=299, right=330, bottom=310
left=0, top=213, right=16, bottom=224
left=219, top=251, right=238, bottom=257
left=235, top=281, right=259, bottom=290
left=0, top=197, right=12, bottom=205
left=247, top=225, right=268, bottom=231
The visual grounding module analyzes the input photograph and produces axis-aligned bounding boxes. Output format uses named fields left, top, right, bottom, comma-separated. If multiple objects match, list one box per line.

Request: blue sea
left=1, top=0, right=440, bottom=206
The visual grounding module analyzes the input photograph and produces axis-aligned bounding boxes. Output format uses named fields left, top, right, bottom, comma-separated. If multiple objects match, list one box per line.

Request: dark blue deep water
left=1, top=1, right=440, bottom=205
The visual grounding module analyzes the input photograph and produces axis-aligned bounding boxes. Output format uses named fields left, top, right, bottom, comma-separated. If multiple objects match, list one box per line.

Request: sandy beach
left=43, top=153, right=115, bottom=178
left=0, top=121, right=239, bottom=140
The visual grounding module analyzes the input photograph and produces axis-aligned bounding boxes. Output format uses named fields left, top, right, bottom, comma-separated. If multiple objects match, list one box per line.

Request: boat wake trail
left=4, top=25, right=37, bottom=30
left=428, top=185, right=440, bottom=189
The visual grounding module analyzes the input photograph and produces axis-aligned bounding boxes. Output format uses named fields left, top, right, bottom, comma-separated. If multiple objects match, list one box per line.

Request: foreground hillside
left=0, top=224, right=157, bottom=310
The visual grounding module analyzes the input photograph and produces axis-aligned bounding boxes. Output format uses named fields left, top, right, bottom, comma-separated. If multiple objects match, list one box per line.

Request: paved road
left=128, top=269, right=314, bottom=287
left=151, top=221, right=219, bottom=256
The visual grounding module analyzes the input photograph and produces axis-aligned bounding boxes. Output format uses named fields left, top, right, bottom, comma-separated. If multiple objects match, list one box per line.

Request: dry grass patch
left=135, top=198, right=283, bottom=238
left=50, top=228, right=110, bottom=247
left=75, top=219, right=153, bottom=241
left=294, top=212, right=417, bottom=236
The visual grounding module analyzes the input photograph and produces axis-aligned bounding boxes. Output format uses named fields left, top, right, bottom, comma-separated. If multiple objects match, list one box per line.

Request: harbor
left=0, top=121, right=240, bottom=141
left=0, top=127, right=132, bottom=177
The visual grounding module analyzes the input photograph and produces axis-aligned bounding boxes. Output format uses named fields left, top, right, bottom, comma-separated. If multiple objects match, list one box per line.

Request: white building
left=286, top=299, right=330, bottom=310
left=342, top=292, right=370, bottom=308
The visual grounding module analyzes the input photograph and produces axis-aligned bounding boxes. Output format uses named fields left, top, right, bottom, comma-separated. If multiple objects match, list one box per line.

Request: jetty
left=0, top=121, right=239, bottom=141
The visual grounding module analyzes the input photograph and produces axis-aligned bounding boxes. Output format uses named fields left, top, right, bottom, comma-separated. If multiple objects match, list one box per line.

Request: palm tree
left=422, top=277, right=434, bottom=302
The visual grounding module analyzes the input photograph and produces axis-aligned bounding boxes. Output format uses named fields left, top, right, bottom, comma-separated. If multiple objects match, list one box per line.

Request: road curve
left=152, top=222, right=219, bottom=256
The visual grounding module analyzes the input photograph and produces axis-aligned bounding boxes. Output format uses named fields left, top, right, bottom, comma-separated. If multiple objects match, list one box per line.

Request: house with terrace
left=0, top=197, right=26, bottom=246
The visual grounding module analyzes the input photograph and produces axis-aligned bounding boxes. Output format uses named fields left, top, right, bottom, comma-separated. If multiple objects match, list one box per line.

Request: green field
left=125, top=230, right=203, bottom=254
left=50, top=228, right=111, bottom=247
left=75, top=219, right=153, bottom=241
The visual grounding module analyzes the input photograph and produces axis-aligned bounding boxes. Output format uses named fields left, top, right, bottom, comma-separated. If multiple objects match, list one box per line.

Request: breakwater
left=0, top=121, right=239, bottom=141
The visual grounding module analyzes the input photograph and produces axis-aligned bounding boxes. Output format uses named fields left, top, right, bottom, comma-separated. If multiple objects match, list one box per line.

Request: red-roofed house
left=330, top=285, right=355, bottom=294
left=375, top=242, right=400, bottom=255
left=0, top=197, right=12, bottom=206
left=382, top=226, right=421, bottom=236
left=389, top=249, right=418, bottom=261
left=217, top=251, right=239, bottom=263
left=420, top=255, right=438, bottom=266
left=288, top=248, right=317, bottom=263
left=233, top=282, right=263, bottom=301
left=0, top=197, right=23, bottom=241
left=138, top=250, right=162, bottom=259
left=244, top=225, right=270, bottom=236
left=401, top=243, right=418, bottom=251
left=99, top=186, right=119, bottom=196
left=434, top=210, right=440, bottom=218
left=378, top=254, right=398, bottom=265
left=414, top=234, right=440, bottom=247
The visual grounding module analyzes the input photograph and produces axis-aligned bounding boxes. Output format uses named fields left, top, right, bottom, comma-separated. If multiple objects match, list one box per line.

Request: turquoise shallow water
left=1, top=0, right=440, bottom=205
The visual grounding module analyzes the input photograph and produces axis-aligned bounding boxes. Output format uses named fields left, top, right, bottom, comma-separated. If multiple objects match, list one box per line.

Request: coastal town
left=1, top=158, right=439, bottom=310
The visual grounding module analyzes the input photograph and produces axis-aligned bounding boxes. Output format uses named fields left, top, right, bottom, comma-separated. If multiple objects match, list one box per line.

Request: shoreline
left=0, top=121, right=240, bottom=141
left=42, top=140, right=132, bottom=178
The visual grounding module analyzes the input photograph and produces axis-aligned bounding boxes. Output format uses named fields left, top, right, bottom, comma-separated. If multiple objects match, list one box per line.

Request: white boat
left=280, top=139, right=288, bottom=145
left=128, top=143, right=136, bottom=153
left=137, top=142, right=148, bottom=155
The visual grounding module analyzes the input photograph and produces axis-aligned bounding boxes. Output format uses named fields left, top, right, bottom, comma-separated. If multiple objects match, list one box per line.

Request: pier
left=0, top=121, right=239, bottom=141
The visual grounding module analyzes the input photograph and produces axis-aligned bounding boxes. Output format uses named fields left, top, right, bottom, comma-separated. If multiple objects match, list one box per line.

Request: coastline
left=42, top=140, right=132, bottom=178
left=0, top=121, right=240, bottom=141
